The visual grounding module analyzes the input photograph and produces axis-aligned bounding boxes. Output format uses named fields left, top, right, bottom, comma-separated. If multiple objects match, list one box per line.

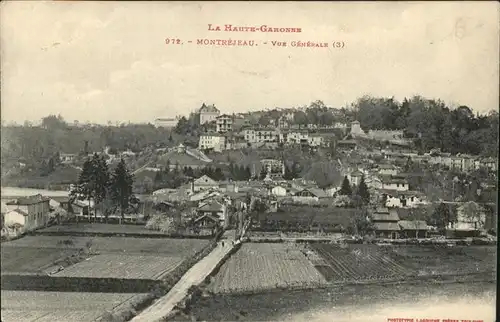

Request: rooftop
left=6, top=194, right=51, bottom=206
left=199, top=104, right=219, bottom=113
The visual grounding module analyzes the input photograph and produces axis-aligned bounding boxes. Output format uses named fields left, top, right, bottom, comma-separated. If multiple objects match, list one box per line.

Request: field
left=308, top=244, right=412, bottom=282
left=308, top=244, right=497, bottom=282
left=1, top=247, right=79, bottom=274
left=38, top=223, right=164, bottom=235
left=208, top=243, right=327, bottom=294
left=1, top=291, right=147, bottom=322
left=53, top=254, right=183, bottom=279
left=2, top=236, right=208, bottom=256
left=1, top=236, right=208, bottom=275
left=167, top=281, right=496, bottom=322
left=387, top=245, right=497, bottom=276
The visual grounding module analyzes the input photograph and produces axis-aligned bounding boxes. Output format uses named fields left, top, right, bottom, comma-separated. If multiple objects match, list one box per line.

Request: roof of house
left=379, top=164, right=396, bottom=170
left=373, top=222, right=401, bottom=231
left=160, top=150, right=211, bottom=167
left=307, top=188, right=328, bottom=198
left=378, top=189, right=425, bottom=197
left=351, top=170, right=363, bottom=177
left=6, top=194, right=50, bottom=206
left=194, top=175, right=218, bottom=185
left=398, top=220, right=428, bottom=230
left=7, top=208, right=29, bottom=216
left=194, top=213, right=220, bottom=223
left=381, top=177, right=408, bottom=184
left=372, top=208, right=400, bottom=222
left=199, top=104, right=219, bottom=113
left=198, top=200, right=224, bottom=212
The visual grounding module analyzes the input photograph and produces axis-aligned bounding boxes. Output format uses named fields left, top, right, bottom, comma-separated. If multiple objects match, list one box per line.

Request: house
left=243, top=128, right=279, bottom=144
left=197, top=200, right=227, bottom=227
left=378, top=164, right=398, bottom=176
left=216, top=114, right=233, bottom=133
left=192, top=175, right=218, bottom=193
left=71, top=200, right=94, bottom=220
left=199, top=133, right=227, bottom=152
left=154, top=117, right=180, bottom=128
left=59, top=153, right=77, bottom=164
left=398, top=220, right=428, bottom=238
left=350, top=120, right=365, bottom=137
left=449, top=202, right=486, bottom=232
left=337, top=138, right=357, bottom=150
left=480, top=157, right=497, bottom=172
left=291, top=187, right=328, bottom=203
left=160, top=144, right=212, bottom=170
left=347, top=169, right=363, bottom=186
left=307, top=134, right=324, bottom=147
left=199, top=103, right=220, bottom=124
left=381, top=190, right=428, bottom=208
left=260, top=159, right=285, bottom=175
left=270, top=185, right=288, bottom=197
left=380, top=176, right=409, bottom=191
left=190, top=214, right=220, bottom=236
left=371, top=207, right=400, bottom=239
left=4, top=194, right=51, bottom=231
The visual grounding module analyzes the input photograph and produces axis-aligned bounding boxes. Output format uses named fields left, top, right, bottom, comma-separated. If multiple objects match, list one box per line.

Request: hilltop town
left=1, top=98, right=497, bottom=322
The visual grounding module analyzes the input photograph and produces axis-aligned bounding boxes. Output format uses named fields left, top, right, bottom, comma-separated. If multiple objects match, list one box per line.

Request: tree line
left=70, top=154, right=136, bottom=221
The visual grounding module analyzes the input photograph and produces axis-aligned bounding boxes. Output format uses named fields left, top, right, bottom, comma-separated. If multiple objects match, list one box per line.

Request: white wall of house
left=385, top=195, right=427, bottom=208
left=4, top=211, right=26, bottom=229
left=271, top=186, right=287, bottom=197
left=379, top=169, right=398, bottom=176
left=382, top=182, right=409, bottom=191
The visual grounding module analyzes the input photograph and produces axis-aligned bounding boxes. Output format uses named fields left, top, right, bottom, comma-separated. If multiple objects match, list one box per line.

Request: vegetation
left=339, top=176, right=352, bottom=196
left=71, top=155, right=136, bottom=221
left=208, top=243, right=327, bottom=294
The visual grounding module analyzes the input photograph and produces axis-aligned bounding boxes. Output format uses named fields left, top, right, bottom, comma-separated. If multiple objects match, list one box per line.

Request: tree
left=339, top=176, right=352, bottom=196
left=91, top=154, right=110, bottom=209
left=428, top=202, right=454, bottom=233
left=347, top=209, right=374, bottom=236
left=70, top=157, right=94, bottom=217
left=259, top=166, right=267, bottom=180
left=459, top=201, right=485, bottom=230
left=110, top=158, right=134, bottom=222
left=244, top=166, right=252, bottom=180
left=356, top=175, right=370, bottom=205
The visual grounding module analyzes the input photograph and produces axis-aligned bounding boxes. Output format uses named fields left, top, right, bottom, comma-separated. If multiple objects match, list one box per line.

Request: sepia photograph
left=0, top=1, right=498, bottom=322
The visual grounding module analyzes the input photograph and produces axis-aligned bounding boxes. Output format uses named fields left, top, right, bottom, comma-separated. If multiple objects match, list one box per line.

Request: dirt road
left=131, top=239, right=236, bottom=322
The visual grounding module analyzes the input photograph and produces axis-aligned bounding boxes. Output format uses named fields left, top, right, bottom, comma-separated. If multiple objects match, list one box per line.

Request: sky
left=1, top=1, right=499, bottom=124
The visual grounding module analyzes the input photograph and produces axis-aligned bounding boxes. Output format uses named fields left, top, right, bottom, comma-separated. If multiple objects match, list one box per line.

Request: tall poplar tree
left=110, top=158, right=134, bottom=222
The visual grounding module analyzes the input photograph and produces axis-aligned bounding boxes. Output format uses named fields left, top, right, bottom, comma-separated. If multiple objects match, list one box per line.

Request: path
left=131, top=238, right=237, bottom=322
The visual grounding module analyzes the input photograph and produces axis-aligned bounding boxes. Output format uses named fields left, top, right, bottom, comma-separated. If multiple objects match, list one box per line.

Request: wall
left=4, top=211, right=26, bottom=228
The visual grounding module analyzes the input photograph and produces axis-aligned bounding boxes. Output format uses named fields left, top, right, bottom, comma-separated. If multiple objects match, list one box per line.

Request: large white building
left=244, top=128, right=279, bottom=143
left=199, top=134, right=227, bottom=152
left=154, top=117, right=180, bottom=128
left=216, top=114, right=233, bottom=133
left=199, top=104, right=220, bottom=125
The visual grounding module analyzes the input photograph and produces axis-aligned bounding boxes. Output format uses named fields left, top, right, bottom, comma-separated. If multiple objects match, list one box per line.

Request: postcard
left=0, top=1, right=498, bottom=322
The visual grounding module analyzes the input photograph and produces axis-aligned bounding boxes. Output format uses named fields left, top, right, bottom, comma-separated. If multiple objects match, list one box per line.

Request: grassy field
left=1, top=247, right=81, bottom=274
left=308, top=244, right=412, bottom=282
left=1, top=291, right=146, bottom=322
left=308, top=244, right=496, bottom=282
left=208, top=243, right=327, bottom=294
left=168, top=281, right=496, bottom=322
left=3, top=236, right=208, bottom=256
left=53, top=254, right=183, bottom=279
left=386, top=245, right=497, bottom=276
left=38, top=223, right=165, bottom=235
left=1, top=236, right=208, bottom=275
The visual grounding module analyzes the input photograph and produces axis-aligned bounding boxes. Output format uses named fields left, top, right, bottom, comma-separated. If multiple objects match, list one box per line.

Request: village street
left=131, top=237, right=237, bottom=322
